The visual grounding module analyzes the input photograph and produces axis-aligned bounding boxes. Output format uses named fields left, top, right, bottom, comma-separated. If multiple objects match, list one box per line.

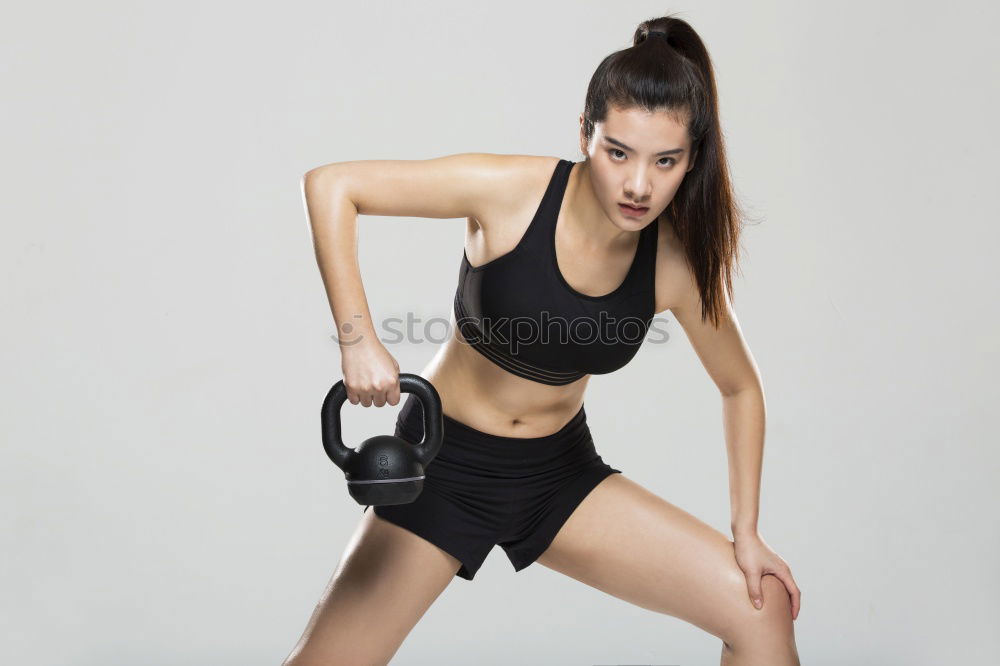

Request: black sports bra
left=453, top=158, right=659, bottom=385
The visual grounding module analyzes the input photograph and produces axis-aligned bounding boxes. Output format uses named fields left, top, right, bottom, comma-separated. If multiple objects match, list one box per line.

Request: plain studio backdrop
left=3, top=1, right=997, bottom=664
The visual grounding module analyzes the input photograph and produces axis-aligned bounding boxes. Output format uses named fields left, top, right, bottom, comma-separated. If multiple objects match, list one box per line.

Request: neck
left=567, top=160, right=638, bottom=252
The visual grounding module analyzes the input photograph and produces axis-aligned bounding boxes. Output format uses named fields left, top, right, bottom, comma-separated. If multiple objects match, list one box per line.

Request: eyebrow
left=603, top=136, right=684, bottom=156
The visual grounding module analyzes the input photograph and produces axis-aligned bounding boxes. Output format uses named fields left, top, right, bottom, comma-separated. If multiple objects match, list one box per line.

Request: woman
left=288, top=15, right=801, bottom=666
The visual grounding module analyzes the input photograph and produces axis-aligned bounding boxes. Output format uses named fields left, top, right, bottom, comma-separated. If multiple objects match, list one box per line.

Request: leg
left=535, top=473, right=800, bottom=665
left=281, top=510, right=462, bottom=666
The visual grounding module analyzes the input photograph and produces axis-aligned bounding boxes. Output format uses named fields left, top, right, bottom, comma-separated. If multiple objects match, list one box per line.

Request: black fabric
left=453, top=158, right=658, bottom=385
left=362, top=394, right=621, bottom=581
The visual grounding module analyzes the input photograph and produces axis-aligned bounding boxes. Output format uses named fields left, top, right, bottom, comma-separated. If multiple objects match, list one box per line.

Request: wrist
left=731, top=524, right=759, bottom=539
left=334, top=322, right=378, bottom=350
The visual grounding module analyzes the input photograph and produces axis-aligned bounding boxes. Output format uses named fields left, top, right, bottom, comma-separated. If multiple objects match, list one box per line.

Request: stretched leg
left=281, top=510, right=462, bottom=666
left=535, top=473, right=799, bottom=665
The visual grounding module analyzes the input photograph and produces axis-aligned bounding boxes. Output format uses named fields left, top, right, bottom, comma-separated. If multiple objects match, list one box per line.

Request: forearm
left=722, top=386, right=766, bottom=537
left=301, top=167, right=377, bottom=348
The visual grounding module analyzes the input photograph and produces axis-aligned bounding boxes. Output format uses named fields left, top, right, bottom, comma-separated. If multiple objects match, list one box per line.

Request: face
left=579, top=104, right=697, bottom=226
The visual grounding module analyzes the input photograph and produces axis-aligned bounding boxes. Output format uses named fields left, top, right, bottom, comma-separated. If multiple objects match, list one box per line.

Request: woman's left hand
left=732, top=530, right=801, bottom=620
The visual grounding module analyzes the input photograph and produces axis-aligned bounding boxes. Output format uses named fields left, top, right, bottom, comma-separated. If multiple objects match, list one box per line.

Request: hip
left=395, top=392, right=602, bottom=484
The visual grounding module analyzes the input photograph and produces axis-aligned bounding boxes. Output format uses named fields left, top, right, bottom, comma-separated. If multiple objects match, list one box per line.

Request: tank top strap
left=641, top=213, right=660, bottom=287
left=526, top=158, right=575, bottom=251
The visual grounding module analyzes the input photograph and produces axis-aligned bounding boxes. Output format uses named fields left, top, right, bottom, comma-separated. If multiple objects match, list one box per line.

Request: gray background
left=3, top=1, right=997, bottom=664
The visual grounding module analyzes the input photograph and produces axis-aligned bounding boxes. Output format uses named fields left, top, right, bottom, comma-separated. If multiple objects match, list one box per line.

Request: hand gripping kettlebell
left=321, top=373, right=443, bottom=506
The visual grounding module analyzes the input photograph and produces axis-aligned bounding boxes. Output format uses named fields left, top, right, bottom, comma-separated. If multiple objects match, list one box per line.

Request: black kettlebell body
left=321, top=373, right=443, bottom=506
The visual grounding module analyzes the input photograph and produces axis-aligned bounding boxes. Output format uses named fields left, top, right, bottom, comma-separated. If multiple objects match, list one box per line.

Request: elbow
left=720, top=383, right=763, bottom=399
left=304, top=162, right=347, bottom=181
left=302, top=164, right=349, bottom=197
left=300, top=169, right=316, bottom=198
left=302, top=166, right=326, bottom=188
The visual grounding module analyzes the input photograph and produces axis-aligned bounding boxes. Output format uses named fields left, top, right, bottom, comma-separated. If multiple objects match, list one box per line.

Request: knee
left=722, top=574, right=795, bottom=651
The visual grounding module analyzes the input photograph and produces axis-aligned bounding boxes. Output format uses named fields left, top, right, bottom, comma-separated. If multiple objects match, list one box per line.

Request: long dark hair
left=581, top=14, right=749, bottom=327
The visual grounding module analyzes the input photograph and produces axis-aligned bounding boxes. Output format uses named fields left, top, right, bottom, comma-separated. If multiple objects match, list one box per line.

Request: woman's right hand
left=340, top=339, right=401, bottom=407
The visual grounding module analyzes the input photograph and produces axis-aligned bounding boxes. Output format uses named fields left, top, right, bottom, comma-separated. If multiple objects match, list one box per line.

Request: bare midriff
left=416, top=307, right=590, bottom=440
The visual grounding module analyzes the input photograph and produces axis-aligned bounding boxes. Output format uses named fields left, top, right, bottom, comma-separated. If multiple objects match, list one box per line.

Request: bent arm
left=301, top=153, right=538, bottom=346
left=301, top=168, right=376, bottom=348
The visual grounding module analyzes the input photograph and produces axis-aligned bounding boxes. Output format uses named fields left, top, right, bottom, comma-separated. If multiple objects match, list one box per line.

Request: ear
left=578, top=114, right=588, bottom=156
left=686, top=147, right=698, bottom=173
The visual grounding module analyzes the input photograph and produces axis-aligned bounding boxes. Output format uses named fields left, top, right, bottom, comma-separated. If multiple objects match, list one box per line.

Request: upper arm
left=668, top=259, right=762, bottom=397
left=302, top=152, right=526, bottom=222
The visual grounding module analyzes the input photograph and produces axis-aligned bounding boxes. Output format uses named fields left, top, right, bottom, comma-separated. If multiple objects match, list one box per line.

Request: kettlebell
left=321, top=373, right=443, bottom=506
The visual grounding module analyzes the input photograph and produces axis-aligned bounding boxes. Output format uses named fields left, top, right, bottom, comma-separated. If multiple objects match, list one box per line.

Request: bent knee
left=721, top=574, right=794, bottom=649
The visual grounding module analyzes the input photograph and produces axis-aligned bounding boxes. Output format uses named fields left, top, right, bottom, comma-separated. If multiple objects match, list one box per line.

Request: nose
left=623, top=170, right=653, bottom=204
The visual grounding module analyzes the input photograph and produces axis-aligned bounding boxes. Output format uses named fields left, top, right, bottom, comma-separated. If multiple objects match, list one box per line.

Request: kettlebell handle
left=321, top=373, right=444, bottom=470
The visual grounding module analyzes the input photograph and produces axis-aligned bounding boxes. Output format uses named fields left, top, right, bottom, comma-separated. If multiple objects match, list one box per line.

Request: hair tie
left=645, top=30, right=670, bottom=44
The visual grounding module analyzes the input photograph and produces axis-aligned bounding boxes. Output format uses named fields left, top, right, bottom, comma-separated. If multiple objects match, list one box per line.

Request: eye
left=607, top=149, right=676, bottom=167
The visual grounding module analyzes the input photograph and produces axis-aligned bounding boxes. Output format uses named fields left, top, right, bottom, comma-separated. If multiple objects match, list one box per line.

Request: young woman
left=288, top=15, right=801, bottom=666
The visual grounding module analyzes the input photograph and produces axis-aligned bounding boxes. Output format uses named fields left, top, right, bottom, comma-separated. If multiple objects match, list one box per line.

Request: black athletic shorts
left=362, top=393, right=621, bottom=581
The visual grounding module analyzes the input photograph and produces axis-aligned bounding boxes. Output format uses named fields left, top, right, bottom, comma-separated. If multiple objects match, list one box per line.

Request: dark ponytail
left=582, top=15, right=749, bottom=328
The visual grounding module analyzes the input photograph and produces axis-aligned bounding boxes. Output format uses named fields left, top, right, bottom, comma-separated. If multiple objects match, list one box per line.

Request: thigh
left=282, top=509, right=462, bottom=666
left=535, top=473, right=790, bottom=643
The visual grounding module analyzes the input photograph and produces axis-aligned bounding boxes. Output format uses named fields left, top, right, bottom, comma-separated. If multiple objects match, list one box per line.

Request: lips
left=618, top=203, right=649, bottom=217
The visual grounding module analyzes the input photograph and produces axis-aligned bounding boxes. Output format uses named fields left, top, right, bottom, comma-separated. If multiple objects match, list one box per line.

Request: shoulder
left=653, top=216, right=698, bottom=314
left=472, top=154, right=562, bottom=231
